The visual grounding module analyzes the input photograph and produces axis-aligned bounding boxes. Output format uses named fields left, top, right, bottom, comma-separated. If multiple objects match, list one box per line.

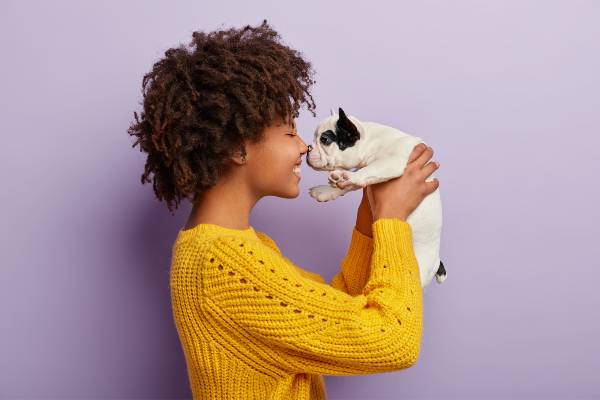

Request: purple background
left=2, top=1, right=599, bottom=398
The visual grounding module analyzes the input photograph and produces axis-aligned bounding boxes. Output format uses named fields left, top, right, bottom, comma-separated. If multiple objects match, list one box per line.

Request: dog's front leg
left=308, top=184, right=354, bottom=202
left=331, top=157, right=407, bottom=189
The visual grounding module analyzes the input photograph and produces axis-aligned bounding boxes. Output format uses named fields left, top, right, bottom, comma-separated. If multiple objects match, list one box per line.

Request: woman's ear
left=230, top=144, right=248, bottom=165
left=230, top=152, right=245, bottom=165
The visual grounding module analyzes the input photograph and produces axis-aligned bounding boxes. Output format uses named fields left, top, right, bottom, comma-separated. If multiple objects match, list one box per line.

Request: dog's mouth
left=307, top=157, right=332, bottom=171
left=307, top=163, right=334, bottom=172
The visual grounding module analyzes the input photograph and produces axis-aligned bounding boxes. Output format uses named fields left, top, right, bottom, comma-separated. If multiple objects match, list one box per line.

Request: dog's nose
left=307, top=144, right=312, bottom=152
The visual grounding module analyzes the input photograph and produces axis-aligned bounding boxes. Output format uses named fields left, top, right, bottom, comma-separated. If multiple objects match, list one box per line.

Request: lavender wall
left=2, top=1, right=599, bottom=398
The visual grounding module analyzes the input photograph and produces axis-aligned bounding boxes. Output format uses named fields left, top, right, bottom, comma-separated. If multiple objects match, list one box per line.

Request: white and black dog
left=306, top=107, right=446, bottom=288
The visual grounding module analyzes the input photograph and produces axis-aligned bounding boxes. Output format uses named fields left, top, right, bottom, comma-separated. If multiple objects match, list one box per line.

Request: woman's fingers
left=407, top=143, right=428, bottom=164
left=413, top=145, right=434, bottom=170
left=425, top=177, right=440, bottom=194
left=420, top=160, right=440, bottom=179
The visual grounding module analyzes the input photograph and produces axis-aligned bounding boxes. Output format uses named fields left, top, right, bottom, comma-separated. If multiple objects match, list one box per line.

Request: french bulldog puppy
left=306, top=107, right=446, bottom=287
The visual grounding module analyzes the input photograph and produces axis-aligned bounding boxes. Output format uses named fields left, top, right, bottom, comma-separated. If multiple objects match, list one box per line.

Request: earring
left=241, top=154, right=247, bottom=163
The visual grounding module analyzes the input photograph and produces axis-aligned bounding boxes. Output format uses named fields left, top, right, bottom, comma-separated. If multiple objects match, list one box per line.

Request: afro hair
left=127, top=19, right=317, bottom=214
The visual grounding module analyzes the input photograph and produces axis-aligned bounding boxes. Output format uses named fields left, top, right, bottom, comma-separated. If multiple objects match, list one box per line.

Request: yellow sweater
left=169, top=218, right=423, bottom=399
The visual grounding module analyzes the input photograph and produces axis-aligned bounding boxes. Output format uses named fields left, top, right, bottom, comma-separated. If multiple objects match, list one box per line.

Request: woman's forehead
left=273, top=114, right=296, bottom=128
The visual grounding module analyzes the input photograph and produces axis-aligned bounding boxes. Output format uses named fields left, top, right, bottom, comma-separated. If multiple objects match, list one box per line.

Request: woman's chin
left=271, top=175, right=301, bottom=199
left=290, top=184, right=301, bottom=197
left=283, top=178, right=301, bottom=198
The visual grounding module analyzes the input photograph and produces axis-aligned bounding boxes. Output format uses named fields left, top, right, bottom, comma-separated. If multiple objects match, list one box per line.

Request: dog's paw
left=308, top=185, right=343, bottom=202
left=328, top=169, right=351, bottom=186
left=328, top=170, right=364, bottom=190
left=328, top=169, right=347, bottom=182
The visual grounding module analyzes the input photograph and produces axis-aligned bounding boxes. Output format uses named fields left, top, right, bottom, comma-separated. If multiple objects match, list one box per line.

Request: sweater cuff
left=368, top=218, right=417, bottom=287
left=347, top=227, right=373, bottom=260
left=372, top=218, right=414, bottom=257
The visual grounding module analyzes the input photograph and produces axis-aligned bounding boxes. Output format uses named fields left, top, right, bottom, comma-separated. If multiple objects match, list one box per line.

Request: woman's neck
left=184, top=178, right=258, bottom=231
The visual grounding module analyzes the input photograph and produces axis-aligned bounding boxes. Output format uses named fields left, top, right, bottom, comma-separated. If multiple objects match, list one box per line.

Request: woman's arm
left=201, top=218, right=423, bottom=375
left=330, top=188, right=374, bottom=295
left=354, top=187, right=373, bottom=238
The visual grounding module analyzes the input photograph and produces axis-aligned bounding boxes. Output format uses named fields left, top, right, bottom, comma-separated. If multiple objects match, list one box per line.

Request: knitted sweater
left=169, top=218, right=423, bottom=399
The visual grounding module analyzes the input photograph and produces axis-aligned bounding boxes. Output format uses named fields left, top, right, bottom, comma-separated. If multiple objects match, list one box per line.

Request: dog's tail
left=435, top=260, right=447, bottom=283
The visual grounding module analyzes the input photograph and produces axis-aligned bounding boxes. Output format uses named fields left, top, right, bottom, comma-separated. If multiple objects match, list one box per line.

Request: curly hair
left=127, top=19, right=317, bottom=215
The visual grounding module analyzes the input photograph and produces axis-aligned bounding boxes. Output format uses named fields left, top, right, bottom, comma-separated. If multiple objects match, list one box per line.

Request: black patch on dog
left=319, top=129, right=337, bottom=146
left=335, top=107, right=360, bottom=150
left=436, top=260, right=446, bottom=277
left=318, top=107, right=360, bottom=151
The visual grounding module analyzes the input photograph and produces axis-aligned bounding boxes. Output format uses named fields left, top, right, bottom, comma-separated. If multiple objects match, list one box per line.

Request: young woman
left=128, top=20, right=439, bottom=400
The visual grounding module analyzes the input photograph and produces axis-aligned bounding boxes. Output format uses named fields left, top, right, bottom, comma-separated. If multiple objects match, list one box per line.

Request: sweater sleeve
left=330, top=227, right=374, bottom=295
left=201, top=218, right=423, bottom=376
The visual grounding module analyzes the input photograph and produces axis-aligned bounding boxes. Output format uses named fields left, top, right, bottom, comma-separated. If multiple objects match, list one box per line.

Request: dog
left=306, top=107, right=446, bottom=288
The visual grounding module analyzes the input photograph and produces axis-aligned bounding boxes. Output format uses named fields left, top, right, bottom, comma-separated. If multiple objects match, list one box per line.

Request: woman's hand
left=367, top=143, right=440, bottom=221
left=354, top=187, right=374, bottom=238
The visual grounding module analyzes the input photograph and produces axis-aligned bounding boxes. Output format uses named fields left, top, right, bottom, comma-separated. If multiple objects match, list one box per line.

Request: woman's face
left=243, top=116, right=309, bottom=199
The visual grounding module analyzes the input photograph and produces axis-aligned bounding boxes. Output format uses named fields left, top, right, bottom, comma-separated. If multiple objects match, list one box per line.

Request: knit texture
left=169, top=218, right=423, bottom=399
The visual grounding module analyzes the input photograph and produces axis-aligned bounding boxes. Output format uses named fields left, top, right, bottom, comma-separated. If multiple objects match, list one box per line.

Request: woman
left=128, top=20, right=439, bottom=400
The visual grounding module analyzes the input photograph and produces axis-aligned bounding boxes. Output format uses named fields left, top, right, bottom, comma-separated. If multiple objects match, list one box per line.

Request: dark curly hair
left=127, top=19, right=317, bottom=215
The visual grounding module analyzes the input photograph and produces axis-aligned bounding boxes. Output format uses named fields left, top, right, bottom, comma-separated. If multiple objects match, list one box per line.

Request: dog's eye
left=320, top=136, right=332, bottom=145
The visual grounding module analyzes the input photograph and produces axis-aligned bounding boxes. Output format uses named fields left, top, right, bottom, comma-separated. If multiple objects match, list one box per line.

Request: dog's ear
left=335, top=107, right=360, bottom=150
left=330, top=107, right=335, bottom=116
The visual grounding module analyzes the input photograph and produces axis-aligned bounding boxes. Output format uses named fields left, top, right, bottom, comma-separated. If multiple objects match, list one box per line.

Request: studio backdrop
left=1, top=0, right=598, bottom=399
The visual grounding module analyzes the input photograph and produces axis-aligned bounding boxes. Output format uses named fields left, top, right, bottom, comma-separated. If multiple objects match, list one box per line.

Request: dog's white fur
left=307, top=108, right=445, bottom=288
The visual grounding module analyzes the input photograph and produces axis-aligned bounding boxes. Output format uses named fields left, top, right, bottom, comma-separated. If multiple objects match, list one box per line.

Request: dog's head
left=307, top=107, right=365, bottom=171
